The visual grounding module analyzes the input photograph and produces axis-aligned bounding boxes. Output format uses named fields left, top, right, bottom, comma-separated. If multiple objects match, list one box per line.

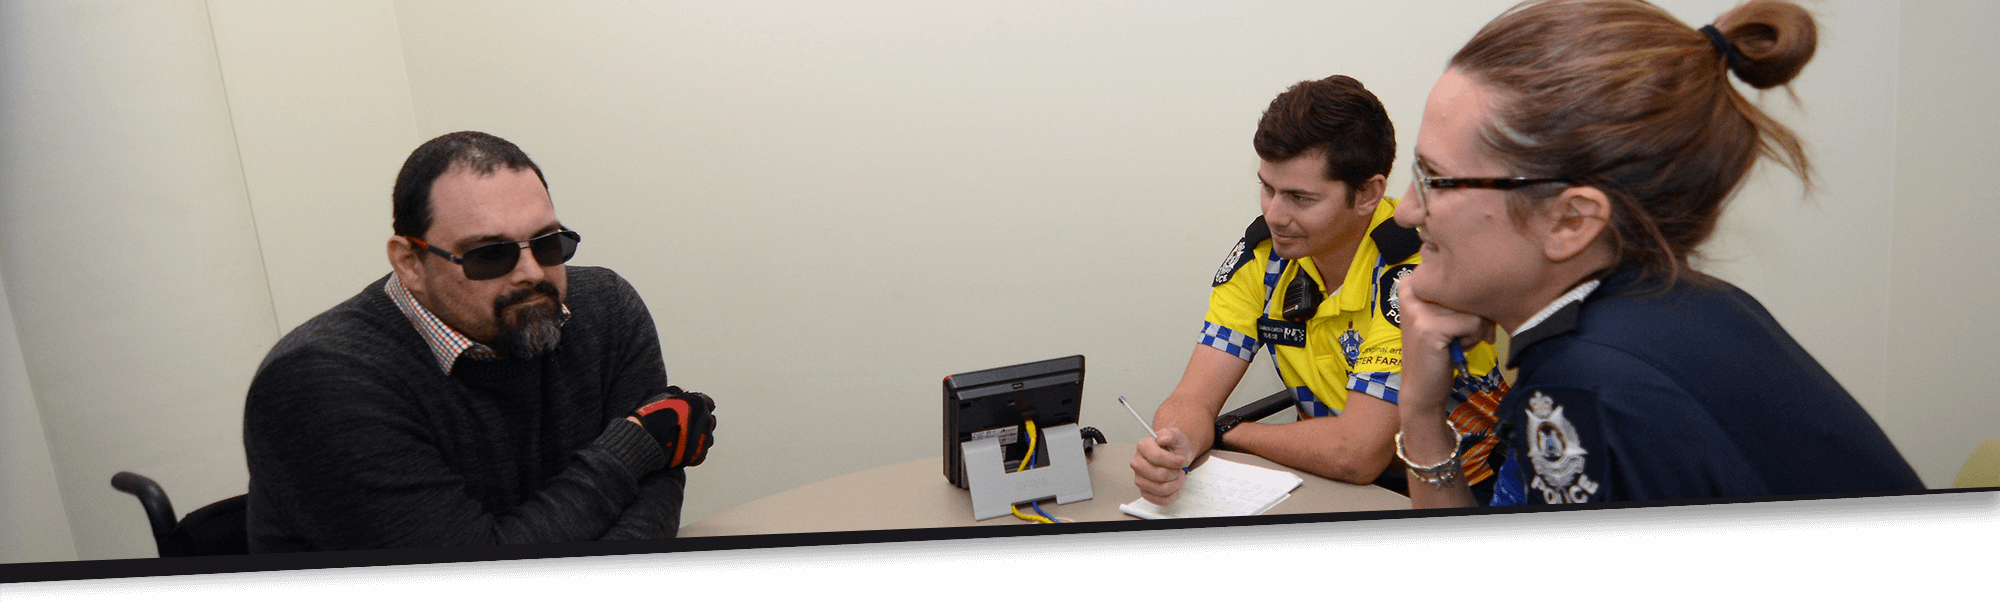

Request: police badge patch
left=1338, top=322, right=1361, bottom=365
left=1213, top=239, right=1249, bottom=287
left=1376, top=264, right=1416, bottom=327
left=1525, top=390, right=1601, bottom=504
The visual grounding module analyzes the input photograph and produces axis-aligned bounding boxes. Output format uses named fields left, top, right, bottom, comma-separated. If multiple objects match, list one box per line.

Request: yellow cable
left=1015, top=419, right=1039, bottom=473
left=1010, top=419, right=1051, bottom=523
left=1012, top=505, right=1053, bottom=524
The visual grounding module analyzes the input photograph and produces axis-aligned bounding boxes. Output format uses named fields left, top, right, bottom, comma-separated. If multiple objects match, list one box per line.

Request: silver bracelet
left=1395, top=424, right=1463, bottom=490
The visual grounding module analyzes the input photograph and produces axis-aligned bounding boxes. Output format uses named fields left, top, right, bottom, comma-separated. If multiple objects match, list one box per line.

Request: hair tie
left=1699, top=24, right=1747, bottom=75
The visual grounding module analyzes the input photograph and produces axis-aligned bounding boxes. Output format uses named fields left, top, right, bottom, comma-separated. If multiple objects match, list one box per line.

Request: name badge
left=1256, top=317, right=1308, bottom=347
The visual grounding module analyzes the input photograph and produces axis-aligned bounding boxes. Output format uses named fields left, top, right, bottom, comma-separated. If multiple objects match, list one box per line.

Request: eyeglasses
left=408, top=229, right=581, bottom=280
left=1410, top=160, right=1567, bottom=216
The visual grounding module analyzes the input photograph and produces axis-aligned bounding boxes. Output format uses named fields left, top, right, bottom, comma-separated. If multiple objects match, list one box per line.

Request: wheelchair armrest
left=111, top=471, right=178, bottom=542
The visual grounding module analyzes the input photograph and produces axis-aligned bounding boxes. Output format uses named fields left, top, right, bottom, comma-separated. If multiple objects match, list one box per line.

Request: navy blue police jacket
left=1488, top=268, right=1924, bottom=506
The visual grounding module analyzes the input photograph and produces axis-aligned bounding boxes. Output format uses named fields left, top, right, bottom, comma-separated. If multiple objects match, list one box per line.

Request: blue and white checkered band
left=1338, top=323, right=1361, bottom=365
left=1198, top=322, right=1259, bottom=362
left=1292, top=386, right=1333, bottom=418
left=1348, top=371, right=1401, bottom=403
left=1263, top=256, right=1287, bottom=293
left=1259, top=255, right=1290, bottom=339
left=1450, top=368, right=1507, bottom=405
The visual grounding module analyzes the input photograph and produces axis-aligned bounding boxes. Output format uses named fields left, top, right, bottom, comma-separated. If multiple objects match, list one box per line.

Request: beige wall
left=1, top=0, right=282, bottom=562
left=1888, top=0, right=2000, bottom=487
left=3, top=0, right=1994, bottom=563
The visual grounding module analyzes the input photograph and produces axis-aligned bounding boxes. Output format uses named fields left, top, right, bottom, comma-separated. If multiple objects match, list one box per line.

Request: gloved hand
left=631, top=386, right=716, bottom=468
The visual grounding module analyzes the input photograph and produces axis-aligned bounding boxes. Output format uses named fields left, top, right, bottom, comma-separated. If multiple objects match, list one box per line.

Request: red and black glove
left=632, top=386, right=716, bottom=468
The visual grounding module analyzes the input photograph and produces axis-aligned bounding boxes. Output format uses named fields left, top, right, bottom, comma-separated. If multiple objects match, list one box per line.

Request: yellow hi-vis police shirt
left=1200, top=197, right=1502, bottom=417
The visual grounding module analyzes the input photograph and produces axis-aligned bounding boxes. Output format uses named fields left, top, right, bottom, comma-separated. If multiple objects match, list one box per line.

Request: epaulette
left=1370, top=217, right=1421, bottom=265
left=1244, top=215, right=1272, bottom=247
left=1212, top=216, right=1270, bottom=287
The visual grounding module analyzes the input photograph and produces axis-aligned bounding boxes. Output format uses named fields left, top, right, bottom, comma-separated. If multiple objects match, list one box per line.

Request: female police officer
left=1389, top=0, right=1923, bottom=508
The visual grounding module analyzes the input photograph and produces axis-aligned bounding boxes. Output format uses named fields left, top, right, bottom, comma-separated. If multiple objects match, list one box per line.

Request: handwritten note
left=1120, top=457, right=1304, bottom=519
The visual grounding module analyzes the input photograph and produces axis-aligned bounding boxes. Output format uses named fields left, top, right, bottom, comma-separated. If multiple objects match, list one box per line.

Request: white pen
left=1118, top=396, right=1191, bottom=473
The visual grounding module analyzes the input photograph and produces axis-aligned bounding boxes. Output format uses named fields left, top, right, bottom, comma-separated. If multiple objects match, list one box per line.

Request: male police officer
left=244, top=131, right=714, bottom=551
left=1131, top=76, right=1506, bottom=503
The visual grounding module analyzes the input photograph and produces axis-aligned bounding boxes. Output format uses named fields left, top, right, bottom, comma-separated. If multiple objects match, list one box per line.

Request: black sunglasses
left=408, top=229, right=581, bottom=281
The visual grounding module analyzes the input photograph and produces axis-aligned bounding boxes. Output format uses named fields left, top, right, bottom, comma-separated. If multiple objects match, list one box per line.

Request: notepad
left=1120, top=457, right=1305, bottom=519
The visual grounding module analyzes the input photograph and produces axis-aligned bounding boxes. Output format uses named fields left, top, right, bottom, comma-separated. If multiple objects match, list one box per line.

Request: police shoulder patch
left=1213, top=239, right=1250, bottom=287
left=1376, top=264, right=1417, bottom=327
left=1515, top=387, right=1607, bottom=505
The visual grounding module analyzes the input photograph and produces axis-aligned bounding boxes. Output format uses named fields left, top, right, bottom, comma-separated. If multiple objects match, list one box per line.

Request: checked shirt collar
left=384, top=273, right=571, bottom=375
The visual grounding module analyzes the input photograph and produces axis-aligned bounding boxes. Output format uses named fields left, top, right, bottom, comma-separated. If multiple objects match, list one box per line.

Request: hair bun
left=1713, top=0, right=1817, bottom=89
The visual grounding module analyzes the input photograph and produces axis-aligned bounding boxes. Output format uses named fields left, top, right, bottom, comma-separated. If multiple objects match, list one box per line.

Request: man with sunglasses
left=1131, top=76, right=1508, bottom=505
left=243, top=131, right=713, bottom=551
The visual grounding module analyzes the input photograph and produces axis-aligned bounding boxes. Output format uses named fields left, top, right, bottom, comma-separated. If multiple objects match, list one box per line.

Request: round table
left=680, top=443, right=1411, bottom=536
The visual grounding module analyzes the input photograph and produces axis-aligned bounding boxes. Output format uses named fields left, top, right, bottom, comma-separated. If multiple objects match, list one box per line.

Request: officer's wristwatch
left=1213, top=414, right=1249, bottom=452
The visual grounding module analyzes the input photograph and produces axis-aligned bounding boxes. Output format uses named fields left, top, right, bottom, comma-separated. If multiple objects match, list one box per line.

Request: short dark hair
left=392, top=131, right=548, bottom=239
left=1252, top=75, right=1397, bottom=206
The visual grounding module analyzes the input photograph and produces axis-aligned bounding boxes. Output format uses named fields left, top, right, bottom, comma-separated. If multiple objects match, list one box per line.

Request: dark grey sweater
left=244, top=266, right=681, bottom=552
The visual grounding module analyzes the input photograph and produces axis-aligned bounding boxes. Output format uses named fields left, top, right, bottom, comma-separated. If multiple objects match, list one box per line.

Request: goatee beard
left=493, top=281, right=564, bottom=358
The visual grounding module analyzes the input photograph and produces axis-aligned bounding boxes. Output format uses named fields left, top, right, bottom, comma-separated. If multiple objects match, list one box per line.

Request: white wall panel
left=1888, top=1, right=2000, bottom=486
left=0, top=265, right=79, bottom=564
left=206, top=0, right=421, bottom=332
left=0, top=0, right=278, bottom=560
